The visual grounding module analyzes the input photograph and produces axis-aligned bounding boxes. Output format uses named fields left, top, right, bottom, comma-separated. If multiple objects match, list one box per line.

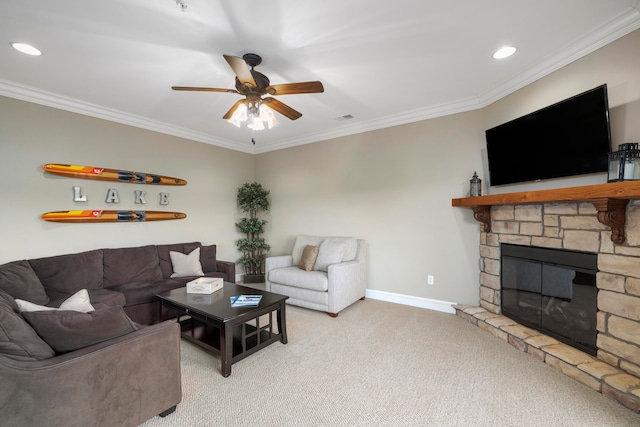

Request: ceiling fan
left=172, top=53, right=324, bottom=124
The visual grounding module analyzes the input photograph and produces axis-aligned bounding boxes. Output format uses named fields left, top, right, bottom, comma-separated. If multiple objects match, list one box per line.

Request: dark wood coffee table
left=156, top=282, right=288, bottom=377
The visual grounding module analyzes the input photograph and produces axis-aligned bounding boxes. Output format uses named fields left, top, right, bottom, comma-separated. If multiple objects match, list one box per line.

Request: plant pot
left=243, top=274, right=265, bottom=283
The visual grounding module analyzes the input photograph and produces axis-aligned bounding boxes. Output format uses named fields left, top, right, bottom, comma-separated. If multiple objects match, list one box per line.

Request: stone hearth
left=455, top=304, right=640, bottom=412
left=461, top=199, right=640, bottom=413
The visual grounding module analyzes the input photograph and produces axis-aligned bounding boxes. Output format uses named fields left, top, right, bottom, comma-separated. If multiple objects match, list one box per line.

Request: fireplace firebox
left=500, top=244, right=598, bottom=355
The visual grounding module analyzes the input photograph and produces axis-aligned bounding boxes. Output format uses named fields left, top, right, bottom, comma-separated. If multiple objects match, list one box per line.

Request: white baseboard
left=366, top=289, right=457, bottom=314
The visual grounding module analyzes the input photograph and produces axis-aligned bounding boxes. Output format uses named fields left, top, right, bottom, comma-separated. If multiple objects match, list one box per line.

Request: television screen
left=485, top=84, right=612, bottom=186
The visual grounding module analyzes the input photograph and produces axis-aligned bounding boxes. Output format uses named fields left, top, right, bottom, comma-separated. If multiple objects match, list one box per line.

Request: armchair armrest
left=266, top=255, right=294, bottom=270
left=327, top=260, right=368, bottom=314
left=216, top=260, right=236, bottom=283
left=265, top=255, right=294, bottom=291
left=0, top=321, right=182, bottom=426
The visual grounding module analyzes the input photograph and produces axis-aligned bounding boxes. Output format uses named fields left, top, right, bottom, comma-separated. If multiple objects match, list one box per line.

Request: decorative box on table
left=186, top=277, right=223, bottom=294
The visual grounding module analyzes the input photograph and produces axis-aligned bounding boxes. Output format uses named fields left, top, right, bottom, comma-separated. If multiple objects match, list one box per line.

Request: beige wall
left=2, top=29, right=639, bottom=307
left=0, top=96, right=254, bottom=264
left=256, top=112, right=486, bottom=305
left=255, top=29, right=640, bottom=307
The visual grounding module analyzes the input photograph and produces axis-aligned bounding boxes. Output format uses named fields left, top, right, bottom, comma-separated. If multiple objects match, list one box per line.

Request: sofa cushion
left=157, top=242, right=201, bottom=278
left=314, top=241, right=346, bottom=272
left=299, top=245, right=319, bottom=271
left=0, top=290, right=55, bottom=360
left=107, top=279, right=191, bottom=306
left=268, top=266, right=329, bottom=292
left=0, top=260, right=49, bottom=305
left=170, top=248, right=204, bottom=278
left=16, top=289, right=95, bottom=313
left=22, top=306, right=137, bottom=354
left=46, top=288, right=126, bottom=308
left=103, top=245, right=162, bottom=287
left=0, top=288, right=18, bottom=312
left=199, top=244, right=218, bottom=273
left=29, top=250, right=104, bottom=293
left=291, top=235, right=357, bottom=265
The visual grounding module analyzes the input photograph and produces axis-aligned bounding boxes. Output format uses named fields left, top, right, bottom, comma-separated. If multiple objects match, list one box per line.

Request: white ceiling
left=1, top=1, right=640, bottom=154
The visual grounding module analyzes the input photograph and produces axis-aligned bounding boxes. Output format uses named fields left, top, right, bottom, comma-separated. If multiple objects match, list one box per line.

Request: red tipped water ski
left=43, top=164, right=187, bottom=185
left=42, top=210, right=187, bottom=223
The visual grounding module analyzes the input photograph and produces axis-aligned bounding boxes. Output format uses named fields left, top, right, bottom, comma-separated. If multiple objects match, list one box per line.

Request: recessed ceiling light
left=493, top=46, right=516, bottom=59
left=11, top=42, right=42, bottom=56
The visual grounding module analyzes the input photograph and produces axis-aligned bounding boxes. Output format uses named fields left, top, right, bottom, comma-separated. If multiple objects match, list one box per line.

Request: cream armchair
left=265, top=235, right=367, bottom=317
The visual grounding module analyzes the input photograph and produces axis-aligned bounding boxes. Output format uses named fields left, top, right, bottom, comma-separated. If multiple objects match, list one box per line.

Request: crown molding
left=2, top=6, right=639, bottom=155
left=478, top=5, right=640, bottom=107
left=0, top=79, right=254, bottom=154
left=253, top=96, right=481, bottom=154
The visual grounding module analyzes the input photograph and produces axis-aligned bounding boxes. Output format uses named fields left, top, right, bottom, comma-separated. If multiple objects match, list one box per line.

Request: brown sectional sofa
left=29, top=241, right=235, bottom=325
left=0, top=241, right=235, bottom=426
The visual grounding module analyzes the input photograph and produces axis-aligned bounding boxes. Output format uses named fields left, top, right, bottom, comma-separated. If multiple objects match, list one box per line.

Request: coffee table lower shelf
left=178, top=315, right=283, bottom=368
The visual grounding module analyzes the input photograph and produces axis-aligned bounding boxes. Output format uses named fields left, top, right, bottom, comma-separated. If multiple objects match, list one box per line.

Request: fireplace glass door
left=501, top=244, right=597, bottom=355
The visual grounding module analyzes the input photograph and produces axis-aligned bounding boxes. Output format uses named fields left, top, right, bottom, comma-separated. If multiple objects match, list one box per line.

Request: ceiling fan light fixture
left=228, top=104, right=248, bottom=128
left=260, top=105, right=279, bottom=130
left=249, top=116, right=265, bottom=131
left=227, top=103, right=279, bottom=130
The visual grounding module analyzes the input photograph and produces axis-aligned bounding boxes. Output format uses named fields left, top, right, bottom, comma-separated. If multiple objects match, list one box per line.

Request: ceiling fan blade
left=222, top=99, right=246, bottom=120
left=172, top=86, right=238, bottom=93
left=263, top=97, right=302, bottom=120
left=267, top=81, right=324, bottom=95
left=223, top=54, right=256, bottom=87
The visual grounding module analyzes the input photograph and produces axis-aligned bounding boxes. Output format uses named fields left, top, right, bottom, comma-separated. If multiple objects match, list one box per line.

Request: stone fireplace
left=452, top=184, right=640, bottom=413
left=478, top=201, right=640, bottom=378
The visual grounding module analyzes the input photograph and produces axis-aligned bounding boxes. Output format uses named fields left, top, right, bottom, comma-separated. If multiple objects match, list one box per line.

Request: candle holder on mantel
left=608, top=143, right=640, bottom=182
left=469, top=171, right=482, bottom=196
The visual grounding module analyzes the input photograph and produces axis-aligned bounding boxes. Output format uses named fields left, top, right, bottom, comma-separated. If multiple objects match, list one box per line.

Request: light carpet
left=140, top=298, right=640, bottom=427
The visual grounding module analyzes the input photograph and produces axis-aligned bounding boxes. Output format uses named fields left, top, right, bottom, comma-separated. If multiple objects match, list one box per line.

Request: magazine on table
left=230, top=295, right=262, bottom=307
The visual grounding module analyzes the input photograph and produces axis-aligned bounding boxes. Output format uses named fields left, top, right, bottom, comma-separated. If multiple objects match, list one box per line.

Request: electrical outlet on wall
left=428, top=275, right=434, bottom=285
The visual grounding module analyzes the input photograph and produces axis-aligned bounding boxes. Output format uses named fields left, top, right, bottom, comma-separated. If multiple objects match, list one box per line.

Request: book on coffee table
left=230, top=295, right=262, bottom=307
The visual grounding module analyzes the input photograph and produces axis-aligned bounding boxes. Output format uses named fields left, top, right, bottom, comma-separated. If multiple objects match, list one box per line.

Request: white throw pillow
left=314, top=241, right=346, bottom=272
left=59, top=289, right=95, bottom=312
left=170, top=247, right=204, bottom=278
left=16, top=289, right=95, bottom=313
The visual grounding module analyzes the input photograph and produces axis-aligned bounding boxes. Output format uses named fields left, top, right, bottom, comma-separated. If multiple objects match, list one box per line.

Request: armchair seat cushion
left=268, top=267, right=329, bottom=292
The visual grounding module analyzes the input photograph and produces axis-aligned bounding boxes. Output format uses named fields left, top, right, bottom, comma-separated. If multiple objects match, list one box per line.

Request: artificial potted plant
left=235, top=182, right=271, bottom=283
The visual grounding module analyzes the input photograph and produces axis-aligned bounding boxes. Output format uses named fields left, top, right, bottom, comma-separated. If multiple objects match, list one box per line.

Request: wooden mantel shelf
left=451, top=181, right=640, bottom=244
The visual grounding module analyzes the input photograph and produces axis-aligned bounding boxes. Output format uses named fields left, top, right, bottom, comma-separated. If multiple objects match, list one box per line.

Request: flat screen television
left=485, top=84, right=612, bottom=186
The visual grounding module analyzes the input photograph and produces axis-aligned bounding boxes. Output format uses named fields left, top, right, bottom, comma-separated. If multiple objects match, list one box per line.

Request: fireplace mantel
left=451, top=181, right=640, bottom=244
